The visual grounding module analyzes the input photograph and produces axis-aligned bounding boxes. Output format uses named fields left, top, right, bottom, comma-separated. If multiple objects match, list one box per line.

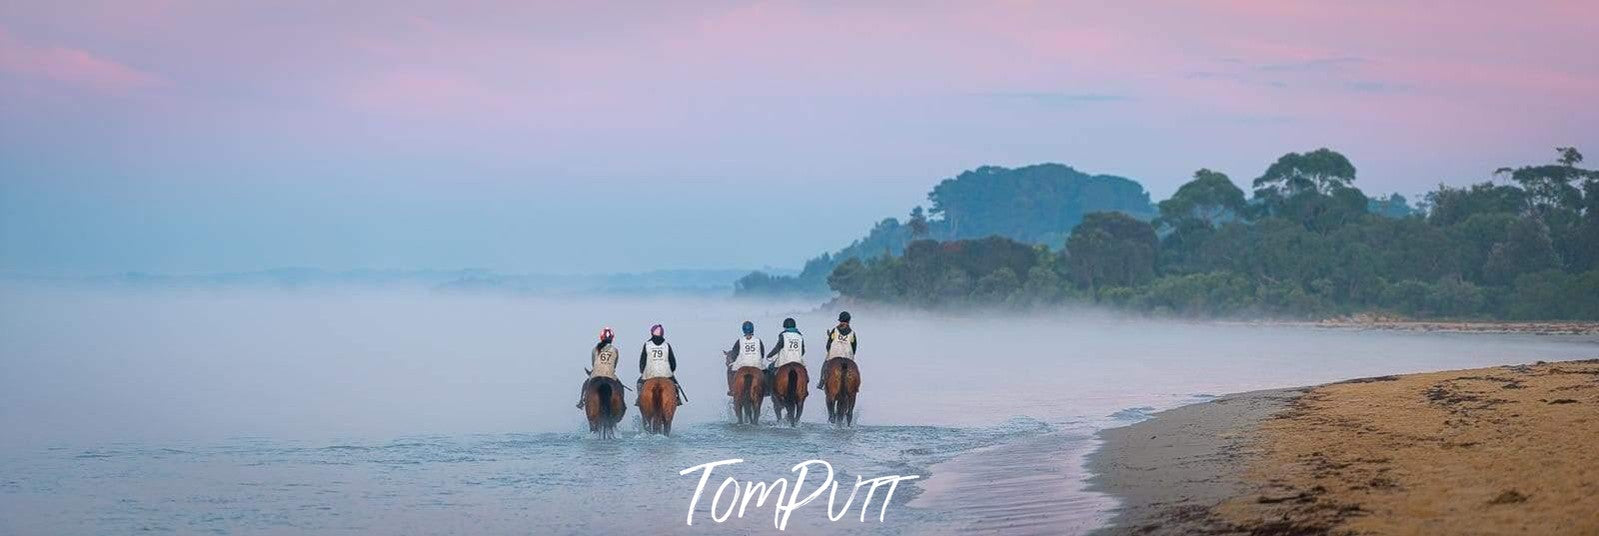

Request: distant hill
left=736, top=163, right=1155, bottom=295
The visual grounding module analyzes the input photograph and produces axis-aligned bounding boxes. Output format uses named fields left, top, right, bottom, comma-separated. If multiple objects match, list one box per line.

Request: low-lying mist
left=3, top=283, right=1594, bottom=450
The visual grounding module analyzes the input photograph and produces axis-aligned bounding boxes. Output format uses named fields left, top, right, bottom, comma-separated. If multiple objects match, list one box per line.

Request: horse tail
left=651, top=381, right=668, bottom=429
left=596, top=381, right=614, bottom=421
left=744, top=370, right=761, bottom=403
left=786, top=368, right=798, bottom=402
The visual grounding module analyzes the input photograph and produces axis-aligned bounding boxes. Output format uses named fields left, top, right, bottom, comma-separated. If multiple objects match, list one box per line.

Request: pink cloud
left=0, top=27, right=167, bottom=93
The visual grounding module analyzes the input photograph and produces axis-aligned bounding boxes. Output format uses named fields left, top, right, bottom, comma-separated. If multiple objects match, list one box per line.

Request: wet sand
left=1089, top=359, right=1599, bottom=535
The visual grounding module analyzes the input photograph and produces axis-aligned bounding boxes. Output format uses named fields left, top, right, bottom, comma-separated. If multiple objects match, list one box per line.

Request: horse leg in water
left=825, top=364, right=839, bottom=424
left=749, top=371, right=761, bottom=425
left=640, top=381, right=660, bottom=435
left=844, top=390, right=857, bottom=428
left=739, top=370, right=758, bottom=425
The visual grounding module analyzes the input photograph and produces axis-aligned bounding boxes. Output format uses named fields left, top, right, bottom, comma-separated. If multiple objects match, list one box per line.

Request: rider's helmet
left=599, top=327, right=614, bottom=343
left=837, top=311, right=851, bottom=323
left=783, top=318, right=796, bottom=329
left=650, top=324, right=665, bottom=338
left=742, top=321, right=755, bottom=335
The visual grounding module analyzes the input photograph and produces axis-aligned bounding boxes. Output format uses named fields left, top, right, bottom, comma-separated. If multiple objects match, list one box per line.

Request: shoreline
left=1250, top=319, right=1599, bottom=336
left=1084, top=388, right=1307, bottom=535
left=1086, top=359, right=1599, bottom=535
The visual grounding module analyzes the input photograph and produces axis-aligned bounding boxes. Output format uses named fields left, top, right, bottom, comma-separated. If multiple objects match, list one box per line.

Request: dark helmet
left=741, top=321, right=754, bottom=335
left=837, top=311, right=851, bottom=323
left=783, top=317, right=796, bottom=329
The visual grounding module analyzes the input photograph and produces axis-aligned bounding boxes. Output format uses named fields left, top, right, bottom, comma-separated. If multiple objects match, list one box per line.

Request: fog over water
left=2, top=284, right=1595, bottom=534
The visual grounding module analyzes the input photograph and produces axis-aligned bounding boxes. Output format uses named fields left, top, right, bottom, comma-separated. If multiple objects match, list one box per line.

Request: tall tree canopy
left=1253, top=148, right=1358, bottom=197
left=1157, top=168, right=1247, bottom=229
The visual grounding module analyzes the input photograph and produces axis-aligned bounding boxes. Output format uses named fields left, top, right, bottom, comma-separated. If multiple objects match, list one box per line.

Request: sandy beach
left=1089, top=359, right=1599, bottom=535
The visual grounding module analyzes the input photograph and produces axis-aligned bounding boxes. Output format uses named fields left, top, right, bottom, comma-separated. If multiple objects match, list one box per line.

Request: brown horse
left=638, top=377, right=678, bottom=435
left=770, top=362, right=808, bottom=427
left=822, top=358, right=860, bottom=426
left=730, top=366, right=765, bottom=425
left=582, top=376, right=626, bottom=439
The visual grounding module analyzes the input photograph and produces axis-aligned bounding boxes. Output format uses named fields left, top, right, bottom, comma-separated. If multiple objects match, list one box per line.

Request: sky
left=1, top=1, right=1596, bottom=276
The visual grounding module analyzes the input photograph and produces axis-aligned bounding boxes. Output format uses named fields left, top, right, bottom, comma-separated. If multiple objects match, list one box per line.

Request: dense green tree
left=1483, top=216, right=1560, bottom=285
left=1368, top=193, right=1416, bottom=218
left=1066, top=212, right=1159, bottom=290
left=908, top=206, right=931, bottom=239
left=1157, top=169, right=1247, bottom=228
left=1253, top=148, right=1358, bottom=197
left=1425, top=182, right=1526, bottom=226
left=1250, top=149, right=1368, bottom=230
left=974, top=267, right=1021, bottom=302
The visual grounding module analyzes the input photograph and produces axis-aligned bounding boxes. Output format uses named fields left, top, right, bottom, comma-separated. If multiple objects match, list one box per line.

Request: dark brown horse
left=730, top=366, right=765, bottom=425
left=770, top=362, right=808, bottom=427
left=638, top=377, right=678, bottom=435
left=582, top=376, right=626, bottom=439
left=822, top=358, right=860, bottom=426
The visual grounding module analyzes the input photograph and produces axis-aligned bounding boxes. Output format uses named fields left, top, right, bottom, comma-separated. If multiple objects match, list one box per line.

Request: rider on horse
left=637, top=323, right=687, bottom=405
left=726, top=320, right=765, bottom=395
left=818, top=311, right=857, bottom=388
left=765, top=317, right=805, bottom=381
left=576, top=327, right=620, bottom=408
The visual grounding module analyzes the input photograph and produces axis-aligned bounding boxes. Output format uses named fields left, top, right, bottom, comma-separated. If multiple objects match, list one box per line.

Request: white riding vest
left=729, top=336, right=764, bottom=370
left=591, top=344, right=620, bottom=379
left=641, top=341, right=674, bottom=379
left=827, top=330, right=855, bottom=360
left=773, top=331, right=805, bottom=367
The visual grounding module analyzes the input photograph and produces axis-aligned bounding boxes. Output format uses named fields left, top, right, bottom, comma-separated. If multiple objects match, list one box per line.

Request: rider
left=577, top=327, right=620, bottom=409
left=726, top=320, right=765, bottom=396
left=637, top=323, right=687, bottom=405
left=765, top=318, right=805, bottom=386
left=818, top=311, right=857, bottom=388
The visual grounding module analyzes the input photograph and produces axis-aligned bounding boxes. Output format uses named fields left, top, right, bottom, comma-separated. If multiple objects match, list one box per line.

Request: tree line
left=823, top=148, right=1599, bottom=320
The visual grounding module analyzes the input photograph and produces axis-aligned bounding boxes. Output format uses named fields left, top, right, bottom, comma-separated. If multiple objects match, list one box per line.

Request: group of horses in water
left=580, top=358, right=861, bottom=438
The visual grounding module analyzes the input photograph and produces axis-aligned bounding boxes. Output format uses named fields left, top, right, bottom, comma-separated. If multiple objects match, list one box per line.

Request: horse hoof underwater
left=638, top=377, right=679, bottom=435
left=730, top=366, right=765, bottom=425
left=582, top=377, right=626, bottom=439
left=771, top=362, right=808, bottom=427
left=822, top=358, right=860, bottom=426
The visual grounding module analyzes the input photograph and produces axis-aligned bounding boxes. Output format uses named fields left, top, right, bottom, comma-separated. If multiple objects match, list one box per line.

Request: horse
left=730, top=366, right=765, bottom=425
left=770, top=362, right=808, bottom=427
left=582, top=376, right=626, bottom=439
left=638, top=377, right=678, bottom=435
left=822, top=358, right=860, bottom=426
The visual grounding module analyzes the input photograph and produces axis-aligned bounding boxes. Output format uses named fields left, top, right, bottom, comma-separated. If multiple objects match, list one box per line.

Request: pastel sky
left=2, top=1, right=1596, bottom=276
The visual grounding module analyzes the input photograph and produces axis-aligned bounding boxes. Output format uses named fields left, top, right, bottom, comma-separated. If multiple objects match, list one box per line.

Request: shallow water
left=2, top=285, right=1595, bottom=534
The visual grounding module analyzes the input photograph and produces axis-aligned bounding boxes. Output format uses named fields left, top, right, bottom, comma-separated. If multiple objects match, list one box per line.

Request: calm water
left=3, top=285, right=1595, bottom=534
